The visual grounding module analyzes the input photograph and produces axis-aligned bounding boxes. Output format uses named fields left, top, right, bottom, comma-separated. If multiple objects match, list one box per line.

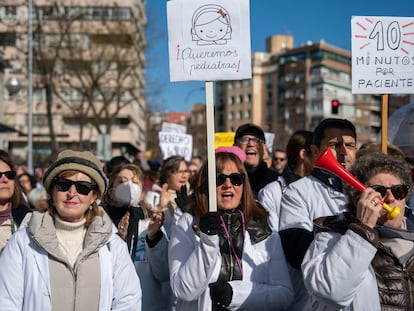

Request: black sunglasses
left=0, top=171, right=16, bottom=180
left=369, top=184, right=409, bottom=200
left=216, top=172, right=245, bottom=186
left=54, top=178, right=96, bottom=195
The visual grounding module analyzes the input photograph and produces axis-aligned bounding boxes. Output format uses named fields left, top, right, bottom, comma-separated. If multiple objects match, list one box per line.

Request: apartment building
left=0, top=0, right=146, bottom=165
left=187, top=103, right=207, bottom=158
left=215, top=34, right=408, bottom=149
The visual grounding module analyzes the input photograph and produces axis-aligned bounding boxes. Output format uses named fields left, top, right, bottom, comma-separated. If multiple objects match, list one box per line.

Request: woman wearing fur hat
left=0, top=150, right=142, bottom=310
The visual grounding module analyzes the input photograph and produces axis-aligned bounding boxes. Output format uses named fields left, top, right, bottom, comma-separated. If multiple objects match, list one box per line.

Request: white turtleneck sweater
left=55, top=216, right=87, bottom=267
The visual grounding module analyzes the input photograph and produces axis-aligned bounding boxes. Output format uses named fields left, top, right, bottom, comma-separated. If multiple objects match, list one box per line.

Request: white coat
left=278, top=175, right=349, bottom=311
left=0, top=218, right=142, bottom=311
left=169, top=212, right=294, bottom=311
left=302, top=229, right=380, bottom=310
left=257, top=180, right=283, bottom=231
left=134, top=218, right=173, bottom=311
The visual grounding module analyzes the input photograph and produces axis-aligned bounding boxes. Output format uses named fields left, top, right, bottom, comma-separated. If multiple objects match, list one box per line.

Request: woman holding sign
left=168, top=147, right=293, bottom=310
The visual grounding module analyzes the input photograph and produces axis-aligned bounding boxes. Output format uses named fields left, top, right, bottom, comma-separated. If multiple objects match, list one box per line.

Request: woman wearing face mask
left=103, top=163, right=173, bottom=310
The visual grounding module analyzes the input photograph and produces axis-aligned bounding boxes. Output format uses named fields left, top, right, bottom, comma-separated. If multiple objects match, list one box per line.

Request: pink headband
left=215, top=146, right=246, bottom=163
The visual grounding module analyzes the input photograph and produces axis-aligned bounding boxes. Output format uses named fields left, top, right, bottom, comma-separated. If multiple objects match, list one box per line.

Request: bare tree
left=1, top=1, right=147, bottom=156
left=51, top=3, right=146, bottom=150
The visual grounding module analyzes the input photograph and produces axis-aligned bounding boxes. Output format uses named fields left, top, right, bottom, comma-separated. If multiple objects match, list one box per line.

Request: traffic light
left=331, top=99, right=339, bottom=114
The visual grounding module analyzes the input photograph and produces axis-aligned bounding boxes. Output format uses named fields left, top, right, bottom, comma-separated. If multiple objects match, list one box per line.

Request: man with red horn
left=278, top=118, right=357, bottom=310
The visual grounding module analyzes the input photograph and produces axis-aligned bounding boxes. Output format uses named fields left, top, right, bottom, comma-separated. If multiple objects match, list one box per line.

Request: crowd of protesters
left=0, top=118, right=413, bottom=310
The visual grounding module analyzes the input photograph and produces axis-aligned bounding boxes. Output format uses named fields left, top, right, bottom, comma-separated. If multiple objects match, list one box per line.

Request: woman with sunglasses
left=169, top=147, right=293, bottom=310
left=0, top=150, right=31, bottom=252
left=0, top=150, right=141, bottom=310
left=302, top=152, right=413, bottom=310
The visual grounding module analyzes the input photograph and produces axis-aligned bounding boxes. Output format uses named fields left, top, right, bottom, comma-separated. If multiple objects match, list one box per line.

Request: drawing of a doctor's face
left=191, top=5, right=232, bottom=44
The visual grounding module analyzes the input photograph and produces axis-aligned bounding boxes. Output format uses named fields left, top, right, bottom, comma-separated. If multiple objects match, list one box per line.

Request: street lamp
left=27, top=0, right=34, bottom=174
left=184, top=86, right=205, bottom=112
left=5, top=77, right=22, bottom=96
left=4, top=0, right=33, bottom=174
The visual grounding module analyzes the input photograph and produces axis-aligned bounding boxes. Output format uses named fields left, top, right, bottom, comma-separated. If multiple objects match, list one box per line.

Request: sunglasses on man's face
left=54, top=178, right=96, bottom=195
left=0, top=171, right=16, bottom=180
left=216, top=172, right=245, bottom=186
left=369, top=184, right=409, bottom=200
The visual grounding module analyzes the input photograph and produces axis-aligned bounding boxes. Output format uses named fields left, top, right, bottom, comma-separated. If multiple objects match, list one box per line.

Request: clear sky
left=144, top=0, right=414, bottom=113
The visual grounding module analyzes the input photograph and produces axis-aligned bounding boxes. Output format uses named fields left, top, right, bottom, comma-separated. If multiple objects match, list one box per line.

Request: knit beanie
left=43, top=150, right=108, bottom=196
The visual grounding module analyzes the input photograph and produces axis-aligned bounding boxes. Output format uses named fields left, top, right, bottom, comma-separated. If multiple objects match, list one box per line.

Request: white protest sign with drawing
left=159, top=131, right=193, bottom=162
left=167, top=0, right=251, bottom=212
left=167, top=0, right=251, bottom=82
left=351, top=16, right=414, bottom=94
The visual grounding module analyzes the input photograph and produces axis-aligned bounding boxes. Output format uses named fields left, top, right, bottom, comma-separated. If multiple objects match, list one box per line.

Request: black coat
left=245, top=161, right=279, bottom=197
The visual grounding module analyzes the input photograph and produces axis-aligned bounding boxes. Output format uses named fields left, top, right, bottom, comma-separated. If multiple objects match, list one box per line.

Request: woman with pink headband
left=169, top=148, right=293, bottom=310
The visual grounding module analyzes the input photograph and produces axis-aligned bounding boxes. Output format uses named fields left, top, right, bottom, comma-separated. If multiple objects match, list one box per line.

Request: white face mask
left=114, top=180, right=142, bottom=207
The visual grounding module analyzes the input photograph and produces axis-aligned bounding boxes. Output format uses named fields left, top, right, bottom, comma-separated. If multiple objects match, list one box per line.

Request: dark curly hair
left=344, top=152, right=413, bottom=204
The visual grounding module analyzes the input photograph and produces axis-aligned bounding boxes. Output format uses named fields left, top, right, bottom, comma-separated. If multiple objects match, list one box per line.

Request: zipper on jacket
left=226, top=215, right=234, bottom=281
left=403, top=264, right=413, bottom=308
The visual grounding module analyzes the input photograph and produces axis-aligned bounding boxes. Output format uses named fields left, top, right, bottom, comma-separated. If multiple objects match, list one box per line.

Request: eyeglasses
left=0, top=171, right=16, bottom=180
left=273, top=157, right=286, bottom=162
left=369, top=184, right=409, bottom=200
left=174, top=169, right=190, bottom=175
left=216, top=172, right=245, bottom=186
left=238, top=136, right=264, bottom=144
left=53, top=178, right=96, bottom=195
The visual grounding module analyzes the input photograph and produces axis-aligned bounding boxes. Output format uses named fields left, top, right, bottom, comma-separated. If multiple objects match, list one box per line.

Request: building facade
left=215, top=34, right=409, bottom=150
left=187, top=103, right=207, bottom=158
left=0, top=0, right=147, bottom=166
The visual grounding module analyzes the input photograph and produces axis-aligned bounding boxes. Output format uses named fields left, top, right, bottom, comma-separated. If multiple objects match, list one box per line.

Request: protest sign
left=162, top=122, right=186, bottom=133
left=167, top=0, right=251, bottom=81
left=159, top=131, right=193, bottom=162
left=264, top=132, right=275, bottom=152
left=214, top=132, right=235, bottom=148
left=351, top=16, right=414, bottom=94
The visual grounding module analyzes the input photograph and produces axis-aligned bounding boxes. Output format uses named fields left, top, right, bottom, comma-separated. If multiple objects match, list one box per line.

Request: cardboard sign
left=351, top=16, right=414, bottom=94
left=159, top=131, right=193, bottom=162
left=214, top=132, right=235, bottom=148
left=264, top=132, right=275, bottom=152
left=161, top=122, right=186, bottom=134
left=167, top=0, right=252, bottom=82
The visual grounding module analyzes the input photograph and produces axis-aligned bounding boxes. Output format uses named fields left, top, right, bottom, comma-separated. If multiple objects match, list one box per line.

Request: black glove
left=209, top=281, right=233, bottom=310
left=175, top=185, right=190, bottom=212
left=199, top=212, right=222, bottom=235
